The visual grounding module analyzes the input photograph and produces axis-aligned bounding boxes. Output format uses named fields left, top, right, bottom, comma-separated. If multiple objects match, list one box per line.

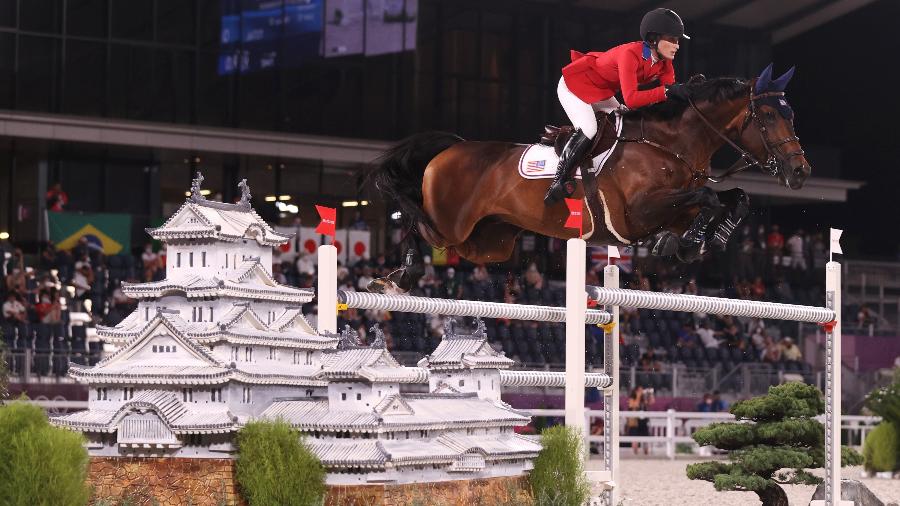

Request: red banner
left=315, top=205, right=337, bottom=238
left=564, top=198, right=583, bottom=237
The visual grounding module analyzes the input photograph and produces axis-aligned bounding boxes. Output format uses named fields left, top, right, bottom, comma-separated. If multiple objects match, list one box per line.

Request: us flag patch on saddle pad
left=517, top=113, right=623, bottom=180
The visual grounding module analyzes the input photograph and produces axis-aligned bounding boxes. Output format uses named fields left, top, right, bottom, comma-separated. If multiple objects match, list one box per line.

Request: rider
left=545, top=8, right=692, bottom=205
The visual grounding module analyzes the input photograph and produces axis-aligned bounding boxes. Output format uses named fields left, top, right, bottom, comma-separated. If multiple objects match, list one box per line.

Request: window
left=356, top=393, right=361, bottom=401
left=305, top=351, right=312, bottom=365
left=123, top=387, right=134, bottom=400
left=478, top=380, right=481, bottom=390
left=182, top=388, right=193, bottom=402
left=268, top=347, right=276, bottom=360
left=176, top=252, right=181, bottom=267
left=192, top=307, right=197, bottom=322
left=225, top=254, right=228, bottom=268
left=459, top=379, right=465, bottom=387
left=341, top=393, right=346, bottom=401
left=211, top=389, right=222, bottom=402
left=231, top=346, right=239, bottom=361
left=145, top=307, right=149, bottom=319
left=209, top=307, right=213, bottom=321
left=293, top=350, right=301, bottom=364
left=305, top=389, right=313, bottom=397
left=202, top=251, right=206, bottom=267
left=242, top=387, right=251, bottom=403
left=245, top=347, right=252, bottom=361
left=152, top=345, right=157, bottom=352
left=189, top=252, right=194, bottom=267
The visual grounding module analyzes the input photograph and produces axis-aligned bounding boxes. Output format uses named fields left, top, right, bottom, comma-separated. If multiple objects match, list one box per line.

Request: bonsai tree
left=863, top=371, right=900, bottom=473
left=686, top=382, right=862, bottom=506
left=0, top=400, right=90, bottom=505
left=530, top=424, right=590, bottom=506
left=235, top=419, right=326, bottom=506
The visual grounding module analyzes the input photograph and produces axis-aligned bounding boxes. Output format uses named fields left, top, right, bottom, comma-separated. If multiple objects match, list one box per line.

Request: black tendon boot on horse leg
left=367, top=248, right=424, bottom=295
left=544, top=128, right=593, bottom=205
left=677, top=205, right=722, bottom=263
left=708, top=189, right=750, bottom=252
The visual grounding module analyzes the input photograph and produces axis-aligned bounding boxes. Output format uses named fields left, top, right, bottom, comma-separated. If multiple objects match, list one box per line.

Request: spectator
left=46, top=183, right=69, bottom=212
left=2, top=292, right=29, bottom=342
left=72, top=262, right=94, bottom=310
left=762, top=336, right=782, bottom=363
left=786, top=229, right=806, bottom=271
left=697, top=320, right=719, bottom=349
left=442, top=267, right=463, bottom=299
left=697, top=392, right=715, bottom=412
left=626, top=386, right=653, bottom=455
left=34, top=291, right=62, bottom=324
left=676, top=323, right=699, bottom=349
left=711, top=391, right=727, bottom=412
left=767, top=224, right=785, bottom=257
left=639, top=349, right=662, bottom=372
left=295, top=251, right=316, bottom=277
left=780, top=337, right=802, bottom=362
left=349, top=210, right=368, bottom=230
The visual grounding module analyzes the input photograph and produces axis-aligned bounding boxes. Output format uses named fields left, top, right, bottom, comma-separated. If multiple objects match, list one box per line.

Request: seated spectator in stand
left=750, top=323, right=768, bottom=355
left=468, top=265, right=493, bottom=301
left=751, top=276, right=766, bottom=300
left=711, top=391, right=728, bottom=412
left=767, top=224, right=785, bottom=261
left=697, top=393, right=715, bottom=412
left=639, top=349, right=662, bottom=372
left=34, top=290, right=62, bottom=324
left=141, top=243, right=157, bottom=273
left=349, top=210, right=368, bottom=230
left=441, top=267, right=463, bottom=299
left=2, top=292, right=29, bottom=342
left=762, top=336, right=782, bottom=363
left=780, top=337, right=802, bottom=362
left=676, top=323, right=699, bottom=349
left=72, top=262, right=94, bottom=310
left=772, top=276, right=794, bottom=303
left=718, top=315, right=744, bottom=349
left=295, top=251, right=316, bottom=278
left=356, top=266, right=374, bottom=291
left=46, top=183, right=69, bottom=211
left=697, top=320, right=720, bottom=349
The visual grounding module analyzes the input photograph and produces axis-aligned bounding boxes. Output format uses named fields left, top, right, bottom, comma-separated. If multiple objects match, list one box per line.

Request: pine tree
left=686, top=382, right=862, bottom=506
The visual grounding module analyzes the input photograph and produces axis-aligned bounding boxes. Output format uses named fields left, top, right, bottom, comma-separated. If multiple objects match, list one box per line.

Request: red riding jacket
left=562, top=41, right=675, bottom=108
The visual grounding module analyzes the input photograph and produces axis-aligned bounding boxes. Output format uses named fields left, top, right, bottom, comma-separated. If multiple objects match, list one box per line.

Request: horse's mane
left=623, top=77, right=749, bottom=122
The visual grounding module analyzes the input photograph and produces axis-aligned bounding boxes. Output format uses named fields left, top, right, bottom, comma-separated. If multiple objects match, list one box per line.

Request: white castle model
left=52, top=175, right=608, bottom=484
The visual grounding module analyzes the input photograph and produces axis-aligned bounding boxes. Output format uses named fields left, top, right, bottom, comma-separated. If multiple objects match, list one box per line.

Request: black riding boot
left=544, top=128, right=593, bottom=205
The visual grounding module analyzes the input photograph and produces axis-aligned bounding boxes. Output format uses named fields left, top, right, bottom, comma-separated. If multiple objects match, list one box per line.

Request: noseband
left=690, top=90, right=805, bottom=183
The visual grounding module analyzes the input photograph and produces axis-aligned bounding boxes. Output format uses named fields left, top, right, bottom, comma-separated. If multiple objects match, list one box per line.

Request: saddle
left=539, top=112, right=618, bottom=160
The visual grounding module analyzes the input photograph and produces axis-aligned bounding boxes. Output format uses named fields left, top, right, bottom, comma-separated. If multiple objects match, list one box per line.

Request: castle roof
left=120, top=259, right=313, bottom=303
left=147, top=197, right=292, bottom=246
left=419, top=318, right=516, bottom=371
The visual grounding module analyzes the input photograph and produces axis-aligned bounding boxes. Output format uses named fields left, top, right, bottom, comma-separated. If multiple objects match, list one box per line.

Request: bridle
left=689, top=89, right=804, bottom=183
left=616, top=87, right=804, bottom=184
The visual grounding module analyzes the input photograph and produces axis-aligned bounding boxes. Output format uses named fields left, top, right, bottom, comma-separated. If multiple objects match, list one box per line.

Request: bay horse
left=369, top=65, right=810, bottom=293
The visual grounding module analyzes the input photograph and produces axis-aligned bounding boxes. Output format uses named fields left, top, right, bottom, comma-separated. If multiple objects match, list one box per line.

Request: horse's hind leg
left=454, top=219, right=522, bottom=264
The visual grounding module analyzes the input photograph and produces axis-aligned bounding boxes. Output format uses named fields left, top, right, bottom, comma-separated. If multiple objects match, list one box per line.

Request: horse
left=368, top=64, right=810, bottom=293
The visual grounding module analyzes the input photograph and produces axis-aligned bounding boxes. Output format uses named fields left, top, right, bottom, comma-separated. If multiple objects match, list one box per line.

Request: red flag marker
left=315, top=205, right=337, bottom=240
left=564, top=198, right=583, bottom=238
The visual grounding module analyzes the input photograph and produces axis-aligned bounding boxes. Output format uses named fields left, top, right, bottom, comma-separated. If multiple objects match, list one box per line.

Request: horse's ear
left=755, top=63, right=774, bottom=94
left=771, top=66, right=795, bottom=91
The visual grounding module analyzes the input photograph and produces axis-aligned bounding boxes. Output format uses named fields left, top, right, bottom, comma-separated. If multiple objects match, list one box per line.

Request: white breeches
left=557, top=76, right=619, bottom=139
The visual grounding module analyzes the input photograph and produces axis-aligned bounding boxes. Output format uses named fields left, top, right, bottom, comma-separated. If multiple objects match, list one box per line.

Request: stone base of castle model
left=89, top=457, right=244, bottom=506
left=88, top=457, right=533, bottom=506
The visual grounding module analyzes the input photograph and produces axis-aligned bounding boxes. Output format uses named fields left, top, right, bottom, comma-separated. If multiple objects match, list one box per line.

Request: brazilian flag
left=48, top=212, right=131, bottom=255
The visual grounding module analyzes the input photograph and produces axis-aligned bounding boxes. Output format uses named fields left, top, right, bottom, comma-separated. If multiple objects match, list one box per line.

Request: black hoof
left=651, top=231, right=680, bottom=257
left=676, top=242, right=704, bottom=263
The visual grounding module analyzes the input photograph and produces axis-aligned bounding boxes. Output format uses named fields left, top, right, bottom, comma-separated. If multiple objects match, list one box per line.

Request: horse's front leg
left=629, top=186, right=722, bottom=262
left=707, top=188, right=750, bottom=251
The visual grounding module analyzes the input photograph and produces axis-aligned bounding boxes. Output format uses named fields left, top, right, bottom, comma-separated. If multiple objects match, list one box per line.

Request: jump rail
left=586, top=286, right=835, bottom=323
left=337, top=290, right=614, bottom=325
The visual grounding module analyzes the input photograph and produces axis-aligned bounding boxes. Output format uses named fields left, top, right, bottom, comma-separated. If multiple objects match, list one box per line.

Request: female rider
left=545, top=8, right=692, bottom=204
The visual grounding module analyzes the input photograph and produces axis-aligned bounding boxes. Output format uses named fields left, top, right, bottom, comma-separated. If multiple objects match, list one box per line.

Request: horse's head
left=738, top=64, right=811, bottom=190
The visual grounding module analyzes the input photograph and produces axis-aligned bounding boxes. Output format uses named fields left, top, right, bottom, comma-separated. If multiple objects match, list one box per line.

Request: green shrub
left=863, top=421, right=900, bottom=472
left=0, top=401, right=90, bottom=505
left=234, top=419, right=326, bottom=506
left=530, top=425, right=590, bottom=506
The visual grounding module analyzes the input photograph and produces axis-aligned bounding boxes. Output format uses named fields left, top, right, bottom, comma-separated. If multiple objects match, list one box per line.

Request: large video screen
left=220, top=0, right=416, bottom=74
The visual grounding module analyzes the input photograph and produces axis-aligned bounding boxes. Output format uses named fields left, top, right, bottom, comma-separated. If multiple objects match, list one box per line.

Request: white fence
left=523, top=408, right=880, bottom=460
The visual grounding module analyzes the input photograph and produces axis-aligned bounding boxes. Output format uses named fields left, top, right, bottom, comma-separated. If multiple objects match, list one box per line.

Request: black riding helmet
left=640, top=8, right=690, bottom=41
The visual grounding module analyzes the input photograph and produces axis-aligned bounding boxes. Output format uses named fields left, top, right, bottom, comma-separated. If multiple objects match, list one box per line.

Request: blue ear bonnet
left=755, top=64, right=796, bottom=120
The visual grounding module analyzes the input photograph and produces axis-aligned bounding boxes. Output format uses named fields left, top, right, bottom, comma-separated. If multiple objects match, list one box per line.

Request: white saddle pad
left=518, top=113, right=623, bottom=180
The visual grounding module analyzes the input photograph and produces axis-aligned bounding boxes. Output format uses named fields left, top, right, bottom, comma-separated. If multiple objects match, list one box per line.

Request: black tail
left=369, top=131, right=463, bottom=239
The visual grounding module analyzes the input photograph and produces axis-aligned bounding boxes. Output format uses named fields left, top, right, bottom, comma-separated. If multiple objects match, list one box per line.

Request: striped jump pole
left=337, top=289, right=613, bottom=325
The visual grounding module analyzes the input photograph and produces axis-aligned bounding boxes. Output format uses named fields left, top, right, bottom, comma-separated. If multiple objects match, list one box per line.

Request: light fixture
left=265, top=195, right=277, bottom=202
left=361, top=200, right=369, bottom=206
left=278, top=195, right=291, bottom=201
left=0, top=232, right=8, bottom=240
left=287, top=204, right=299, bottom=214
left=201, top=189, right=211, bottom=196
left=342, top=201, right=359, bottom=207
left=390, top=211, right=402, bottom=220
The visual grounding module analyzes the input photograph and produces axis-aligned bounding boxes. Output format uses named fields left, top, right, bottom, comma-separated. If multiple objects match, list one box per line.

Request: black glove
left=665, top=83, right=691, bottom=101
